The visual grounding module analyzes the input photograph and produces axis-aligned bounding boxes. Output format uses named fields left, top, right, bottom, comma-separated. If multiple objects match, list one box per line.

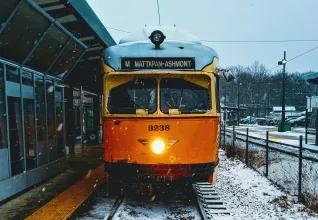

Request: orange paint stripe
left=26, top=165, right=104, bottom=220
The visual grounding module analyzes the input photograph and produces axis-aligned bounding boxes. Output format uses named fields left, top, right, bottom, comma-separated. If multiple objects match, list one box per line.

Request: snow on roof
left=273, top=106, right=296, bottom=111
left=119, top=26, right=202, bottom=44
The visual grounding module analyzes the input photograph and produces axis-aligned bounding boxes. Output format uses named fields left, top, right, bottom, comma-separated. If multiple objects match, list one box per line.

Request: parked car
left=239, top=118, right=248, bottom=124
left=240, top=116, right=255, bottom=124
left=301, top=111, right=312, bottom=117
left=289, top=116, right=309, bottom=127
left=246, top=116, right=256, bottom=124
left=285, top=116, right=300, bottom=122
left=265, top=118, right=278, bottom=126
left=255, top=118, right=267, bottom=125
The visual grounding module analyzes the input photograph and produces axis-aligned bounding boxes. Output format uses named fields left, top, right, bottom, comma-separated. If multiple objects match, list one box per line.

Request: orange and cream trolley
left=102, top=27, right=223, bottom=184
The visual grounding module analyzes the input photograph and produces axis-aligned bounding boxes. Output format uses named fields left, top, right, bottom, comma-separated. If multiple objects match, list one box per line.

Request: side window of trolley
left=107, top=78, right=157, bottom=114
left=160, top=77, right=211, bottom=114
left=214, top=75, right=220, bottom=113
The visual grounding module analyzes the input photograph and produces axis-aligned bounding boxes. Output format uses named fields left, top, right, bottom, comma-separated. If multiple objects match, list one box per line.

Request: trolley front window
left=160, top=78, right=211, bottom=114
left=107, top=78, right=157, bottom=114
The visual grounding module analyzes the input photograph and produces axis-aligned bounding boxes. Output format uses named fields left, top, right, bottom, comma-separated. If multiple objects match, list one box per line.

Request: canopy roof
left=304, top=72, right=318, bottom=85
left=273, top=106, right=296, bottom=112
left=0, top=0, right=116, bottom=93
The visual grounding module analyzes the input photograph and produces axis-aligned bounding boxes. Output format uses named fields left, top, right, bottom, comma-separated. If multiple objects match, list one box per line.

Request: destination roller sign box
left=121, top=58, right=195, bottom=70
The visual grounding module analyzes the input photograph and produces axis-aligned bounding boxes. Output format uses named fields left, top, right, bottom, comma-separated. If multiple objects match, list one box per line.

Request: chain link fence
left=220, top=125, right=318, bottom=209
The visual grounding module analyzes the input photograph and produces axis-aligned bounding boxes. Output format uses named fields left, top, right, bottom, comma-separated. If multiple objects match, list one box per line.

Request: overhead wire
left=106, top=27, right=318, bottom=43
left=288, top=46, right=318, bottom=63
left=266, top=46, right=318, bottom=73
left=104, top=26, right=318, bottom=43
left=202, top=39, right=318, bottom=43
left=156, top=0, right=161, bottom=26
left=105, top=26, right=131, bottom=33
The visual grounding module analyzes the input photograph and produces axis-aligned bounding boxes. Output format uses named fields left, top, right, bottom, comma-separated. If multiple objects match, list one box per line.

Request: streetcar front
left=102, top=27, right=221, bottom=184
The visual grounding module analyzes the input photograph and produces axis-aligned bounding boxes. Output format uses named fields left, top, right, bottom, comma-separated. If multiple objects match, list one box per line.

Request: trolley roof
left=103, top=26, right=218, bottom=71
left=119, top=26, right=202, bottom=45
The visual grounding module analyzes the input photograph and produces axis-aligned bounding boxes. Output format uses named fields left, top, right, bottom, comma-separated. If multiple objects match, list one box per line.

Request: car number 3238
left=148, top=125, right=170, bottom=131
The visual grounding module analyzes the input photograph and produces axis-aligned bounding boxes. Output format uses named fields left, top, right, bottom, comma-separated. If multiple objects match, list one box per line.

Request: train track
left=103, top=194, right=126, bottom=220
left=81, top=182, right=231, bottom=220
left=193, top=182, right=233, bottom=220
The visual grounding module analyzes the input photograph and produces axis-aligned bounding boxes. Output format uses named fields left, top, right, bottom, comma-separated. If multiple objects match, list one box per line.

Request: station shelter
left=0, top=0, right=116, bottom=201
left=304, top=72, right=318, bottom=144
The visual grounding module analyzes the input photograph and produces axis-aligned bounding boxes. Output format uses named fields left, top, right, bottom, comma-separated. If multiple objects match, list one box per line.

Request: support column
left=94, top=95, right=102, bottom=145
left=80, top=86, right=84, bottom=154
left=65, top=87, right=75, bottom=155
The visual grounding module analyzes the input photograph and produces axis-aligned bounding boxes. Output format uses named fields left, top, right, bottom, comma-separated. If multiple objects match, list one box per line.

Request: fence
left=220, top=125, right=318, bottom=208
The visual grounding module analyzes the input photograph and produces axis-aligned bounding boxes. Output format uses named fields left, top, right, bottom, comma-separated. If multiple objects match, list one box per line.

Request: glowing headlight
left=151, top=140, right=165, bottom=154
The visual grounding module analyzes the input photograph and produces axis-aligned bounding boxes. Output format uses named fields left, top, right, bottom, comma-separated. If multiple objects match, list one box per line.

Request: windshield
left=160, top=78, right=211, bottom=114
left=107, top=78, right=157, bottom=114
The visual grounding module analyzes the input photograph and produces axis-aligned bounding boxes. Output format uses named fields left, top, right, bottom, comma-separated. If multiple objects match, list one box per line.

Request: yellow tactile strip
left=26, top=164, right=104, bottom=220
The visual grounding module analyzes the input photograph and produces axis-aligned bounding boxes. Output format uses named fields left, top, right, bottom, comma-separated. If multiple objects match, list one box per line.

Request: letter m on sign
left=125, top=61, right=130, bottom=68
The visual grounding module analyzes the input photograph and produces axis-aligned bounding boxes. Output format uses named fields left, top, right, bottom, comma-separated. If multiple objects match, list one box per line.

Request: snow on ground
left=114, top=197, right=201, bottom=220
left=223, top=133, right=318, bottom=201
left=78, top=149, right=317, bottom=220
left=215, top=150, right=318, bottom=220
left=78, top=184, right=201, bottom=220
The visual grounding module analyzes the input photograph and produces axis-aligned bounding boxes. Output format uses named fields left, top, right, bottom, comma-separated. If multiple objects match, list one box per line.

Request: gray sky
left=87, top=0, right=318, bottom=73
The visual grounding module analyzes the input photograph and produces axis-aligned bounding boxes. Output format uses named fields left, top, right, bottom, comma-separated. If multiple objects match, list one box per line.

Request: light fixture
left=149, top=30, right=166, bottom=48
left=278, top=59, right=287, bottom=65
left=151, top=139, right=165, bottom=154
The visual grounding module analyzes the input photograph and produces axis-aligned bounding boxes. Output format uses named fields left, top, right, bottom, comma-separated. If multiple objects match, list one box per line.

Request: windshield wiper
left=178, top=89, right=184, bottom=110
left=130, top=98, right=147, bottom=111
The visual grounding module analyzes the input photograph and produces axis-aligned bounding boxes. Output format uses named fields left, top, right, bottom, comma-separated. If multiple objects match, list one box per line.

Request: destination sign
left=121, top=58, right=195, bottom=70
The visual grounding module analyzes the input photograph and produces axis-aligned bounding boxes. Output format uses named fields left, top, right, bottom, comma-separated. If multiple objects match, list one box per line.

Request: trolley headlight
left=151, top=139, right=165, bottom=154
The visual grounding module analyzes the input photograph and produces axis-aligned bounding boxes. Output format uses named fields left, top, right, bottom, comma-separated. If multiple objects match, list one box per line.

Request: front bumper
left=104, top=161, right=218, bottom=182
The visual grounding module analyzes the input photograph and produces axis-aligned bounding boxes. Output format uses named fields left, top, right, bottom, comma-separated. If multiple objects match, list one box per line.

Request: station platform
left=0, top=145, right=104, bottom=220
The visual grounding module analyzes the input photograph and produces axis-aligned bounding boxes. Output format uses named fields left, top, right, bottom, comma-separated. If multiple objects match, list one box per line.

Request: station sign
left=121, top=57, right=195, bottom=70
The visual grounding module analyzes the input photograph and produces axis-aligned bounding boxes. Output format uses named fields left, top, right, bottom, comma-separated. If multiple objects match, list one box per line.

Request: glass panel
left=35, top=76, right=47, bottom=166
left=46, top=80, right=57, bottom=162
left=25, top=25, right=70, bottom=73
left=22, top=72, right=36, bottom=170
left=6, top=66, right=20, bottom=83
left=107, top=78, right=157, bottom=114
left=86, top=109, right=95, bottom=131
left=0, top=0, right=20, bottom=25
left=160, top=77, right=211, bottom=114
left=50, top=40, right=85, bottom=77
left=0, top=2, right=50, bottom=63
left=84, top=95, right=96, bottom=145
left=0, top=65, right=7, bottom=149
left=55, top=86, right=64, bottom=158
left=7, top=67, right=24, bottom=176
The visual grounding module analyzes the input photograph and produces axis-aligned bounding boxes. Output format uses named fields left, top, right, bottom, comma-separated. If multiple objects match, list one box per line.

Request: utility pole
left=281, top=51, right=286, bottom=124
left=278, top=51, right=291, bottom=132
left=255, top=92, right=259, bottom=117
left=237, top=83, right=242, bottom=126
left=267, top=92, right=270, bottom=116
left=224, top=86, right=227, bottom=121
left=237, top=84, right=240, bottom=126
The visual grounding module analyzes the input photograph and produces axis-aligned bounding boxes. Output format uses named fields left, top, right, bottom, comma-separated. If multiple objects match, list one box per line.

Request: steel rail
left=104, top=195, right=125, bottom=220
